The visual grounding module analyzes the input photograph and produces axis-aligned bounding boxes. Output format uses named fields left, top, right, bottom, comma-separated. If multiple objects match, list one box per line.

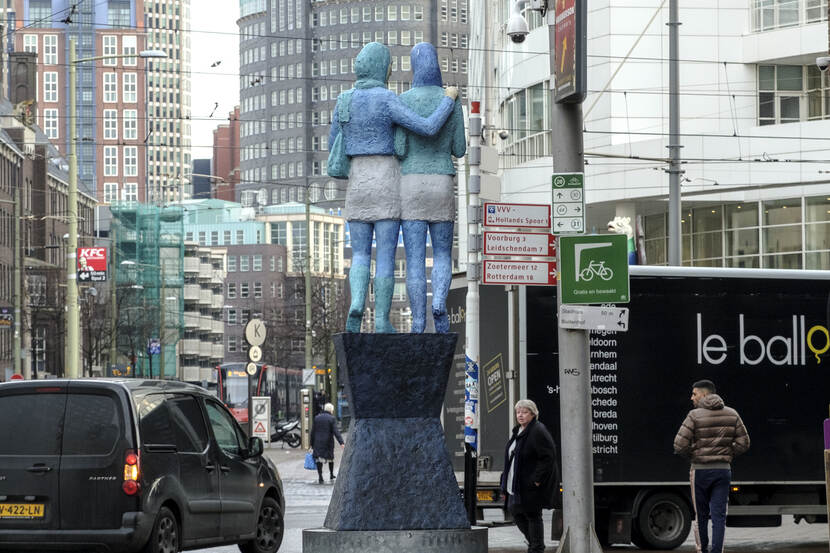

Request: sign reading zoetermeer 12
left=559, top=235, right=629, bottom=304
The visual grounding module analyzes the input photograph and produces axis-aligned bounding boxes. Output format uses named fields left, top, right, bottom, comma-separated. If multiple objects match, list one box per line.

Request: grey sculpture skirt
left=400, top=173, right=455, bottom=222
left=345, top=155, right=401, bottom=222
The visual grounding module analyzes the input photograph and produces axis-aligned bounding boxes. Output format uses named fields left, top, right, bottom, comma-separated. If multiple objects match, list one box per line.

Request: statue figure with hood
left=329, top=42, right=457, bottom=333
left=394, top=43, right=466, bottom=333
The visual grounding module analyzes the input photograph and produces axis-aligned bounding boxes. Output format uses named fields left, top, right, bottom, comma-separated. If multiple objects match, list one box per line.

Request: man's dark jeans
left=691, top=468, right=731, bottom=553
left=508, top=495, right=545, bottom=553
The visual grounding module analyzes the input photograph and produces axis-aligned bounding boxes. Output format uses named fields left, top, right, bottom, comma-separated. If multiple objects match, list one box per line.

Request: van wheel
left=143, top=507, right=179, bottom=553
left=240, top=497, right=284, bottom=553
left=635, top=492, right=691, bottom=549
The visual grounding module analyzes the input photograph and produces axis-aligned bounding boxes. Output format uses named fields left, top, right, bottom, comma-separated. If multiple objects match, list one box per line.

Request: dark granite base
left=323, top=333, right=469, bottom=531
left=303, top=527, right=488, bottom=553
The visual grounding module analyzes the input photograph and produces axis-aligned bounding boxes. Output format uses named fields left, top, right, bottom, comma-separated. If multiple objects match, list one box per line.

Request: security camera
left=498, top=129, right=510, bottom=140
left=506, top=1, right=530, bottom=44
left=817, top=56, right=830, bottom=71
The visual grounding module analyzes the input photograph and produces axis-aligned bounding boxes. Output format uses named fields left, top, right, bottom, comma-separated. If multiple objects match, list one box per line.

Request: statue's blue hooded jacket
left=394, top=43, right=466, bottom=175
left=329, top=42, right=455, bottom=158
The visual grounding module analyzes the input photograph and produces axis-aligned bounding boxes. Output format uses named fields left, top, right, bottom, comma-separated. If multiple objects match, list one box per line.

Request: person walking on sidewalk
left=500, top=399, right=559, bottom=553
left=674, top=379, right=750, bottom=553
left=312, top=403, right=344, bottom=484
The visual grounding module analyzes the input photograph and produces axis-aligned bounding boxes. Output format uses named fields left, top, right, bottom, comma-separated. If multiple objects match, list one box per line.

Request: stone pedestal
left=303, top=333, right=486, bottom=553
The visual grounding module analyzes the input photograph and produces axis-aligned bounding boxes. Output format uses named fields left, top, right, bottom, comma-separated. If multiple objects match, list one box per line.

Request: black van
left=0, top=379, right=284, bottom=553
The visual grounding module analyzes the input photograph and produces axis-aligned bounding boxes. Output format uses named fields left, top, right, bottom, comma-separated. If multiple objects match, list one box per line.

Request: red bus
left=214, top=363, right=302, bottom=424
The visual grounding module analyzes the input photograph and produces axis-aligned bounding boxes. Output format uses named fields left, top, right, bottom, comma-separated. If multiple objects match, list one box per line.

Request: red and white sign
left=484, top=232, right=556, bottom=257
left=482, top=260, right=557, bottom=286
left=77, top=247, right=108, bottom=282
left=484, top=203, right=551, bottom=229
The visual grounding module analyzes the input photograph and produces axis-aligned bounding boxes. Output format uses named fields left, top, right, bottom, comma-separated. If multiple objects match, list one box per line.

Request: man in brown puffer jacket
left=674, top=379, right=749, bottom=553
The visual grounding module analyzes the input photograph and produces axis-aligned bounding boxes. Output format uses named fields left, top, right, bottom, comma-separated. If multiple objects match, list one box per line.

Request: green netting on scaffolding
left=111, top=202, right=184, bottom=379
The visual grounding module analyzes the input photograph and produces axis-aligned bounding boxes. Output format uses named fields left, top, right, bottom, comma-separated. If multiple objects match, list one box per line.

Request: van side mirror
left=246, top=437, right=264, bottom=458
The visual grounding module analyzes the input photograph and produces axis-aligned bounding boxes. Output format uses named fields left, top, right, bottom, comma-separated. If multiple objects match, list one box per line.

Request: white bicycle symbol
left=579, top=260, right=614, bottom=281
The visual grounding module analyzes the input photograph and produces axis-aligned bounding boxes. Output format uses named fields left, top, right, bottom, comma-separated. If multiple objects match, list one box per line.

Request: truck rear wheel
left=634, top=492, right=691, bottom=549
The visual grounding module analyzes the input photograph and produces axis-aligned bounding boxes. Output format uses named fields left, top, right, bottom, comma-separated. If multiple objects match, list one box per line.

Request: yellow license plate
left=476, top=490, right=494, bottom=502
left=0, top=503, right=44, bottom=518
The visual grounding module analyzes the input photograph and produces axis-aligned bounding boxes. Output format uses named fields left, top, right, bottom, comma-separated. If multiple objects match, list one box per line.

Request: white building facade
left=492, top=0, right=830, bottom=269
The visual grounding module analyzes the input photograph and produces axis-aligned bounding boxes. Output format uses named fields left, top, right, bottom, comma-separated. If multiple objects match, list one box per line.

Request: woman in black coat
left=500, top=399, right=559, bottom=553
left=311, top=403, right=344, bottom=483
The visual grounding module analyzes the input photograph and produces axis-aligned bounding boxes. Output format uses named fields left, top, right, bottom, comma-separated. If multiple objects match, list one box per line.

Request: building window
left=237, top=229, right=244, bottom=243
left=123, top=73, right=137, bottom=103
left=228, top=256, right=237, bottom=272
left=104, top=182, right=118, bottom=204
left=123, top=109, right=137, bottom=139
left=123, top=183, right=137, bottom=202
left=43, top=35, right=57, bottom=64
left=23, top=34, right=37, bottom=53
left=108, top=0, right=131, bottom=27
left=104, top=109, right=118, bottom=139
left=122, top=35, right=137, bottom=65
left=43, top=72, right=58, bottom=102
left=240, top=256, right=250, bottom=272
left=227, top=336, right=237, bottom=352
left=123, top=146, right=137, bottom=176
left=253, top=254, right=263, bottom=271
left=103, top=73, right=118, bottom=102
left=103, top=35, right=117, bottom=65
left=757, top=65, right=824, bottom=125
left=254, top=282, right=262, bottom=298
left=228, top=309, right=237, bottom=325
left=104, top=146, right=118, bottom=176
left=400, top=5, right=410, bottom=20
left=227, top=282, right=237, bottom=299
left=240, top=282, right=250, bottom=298
left=43, top=109, right=59, bottom=139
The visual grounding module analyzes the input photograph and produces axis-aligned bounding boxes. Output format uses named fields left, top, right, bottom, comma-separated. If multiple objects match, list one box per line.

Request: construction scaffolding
left=111, top=202, right=184, bottom=379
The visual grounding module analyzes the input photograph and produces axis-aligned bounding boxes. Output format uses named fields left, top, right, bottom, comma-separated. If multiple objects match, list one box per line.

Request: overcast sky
left=190, top=3, right=240, bottom=161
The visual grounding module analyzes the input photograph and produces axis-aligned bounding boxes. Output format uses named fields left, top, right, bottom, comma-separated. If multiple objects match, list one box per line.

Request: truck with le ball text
left=445, top=265, right=829, bottom=548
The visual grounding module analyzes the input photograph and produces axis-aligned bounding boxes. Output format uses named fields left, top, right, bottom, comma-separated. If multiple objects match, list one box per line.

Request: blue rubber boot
left=346, top=221, right=373, bottom=333
left=346, top=264, right=369, bottom=332
left=430, top=222, right=453, bottom=334
left=402, top=220, right=428, bottom=333
left=373, top=276, right=397, bottom=333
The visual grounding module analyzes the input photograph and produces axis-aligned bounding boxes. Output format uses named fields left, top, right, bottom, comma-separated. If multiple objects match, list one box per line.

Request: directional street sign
left=559, top=235, right=630, bottom=304
left=484, top=202, right=551, bottom=229
left=147, top=338, right=161, bottom=356
left=245, top=318, right=266, bottom=346
left=558, top=305, right=630, bottom=332
left=484, top=232, right=556, bottom=257
left=552, top=173, right=585, bottom=234
left=482, top=260, right=557, bottom=286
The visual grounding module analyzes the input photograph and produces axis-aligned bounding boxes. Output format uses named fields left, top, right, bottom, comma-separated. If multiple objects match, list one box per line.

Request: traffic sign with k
left=552, top=173, right=584, bottom=234
left=559, top=235, right=630, bottom=304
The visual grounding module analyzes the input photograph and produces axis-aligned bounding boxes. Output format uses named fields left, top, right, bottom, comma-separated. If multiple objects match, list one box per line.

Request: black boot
left=329, top=462, right=336, bottom=481
left=316, top=462, right=324, bottom=484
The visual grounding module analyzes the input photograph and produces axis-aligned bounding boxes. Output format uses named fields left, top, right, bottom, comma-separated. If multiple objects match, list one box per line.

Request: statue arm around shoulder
left=451, top=100, right=466, bottom=158
left=388, top=91, right=455, bottom=137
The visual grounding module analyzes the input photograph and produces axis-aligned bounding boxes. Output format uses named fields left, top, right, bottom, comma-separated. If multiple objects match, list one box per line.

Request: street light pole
left=65, top=41, right=167, bottom=379
left=305, top=187, right=313, bottom=384
left=65, top=37, right=80, bottom=378
left=13, top=162, right=22, bottom=377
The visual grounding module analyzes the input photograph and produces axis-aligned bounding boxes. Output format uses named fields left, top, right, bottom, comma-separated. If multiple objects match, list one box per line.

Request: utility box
left=300, top=388, right=312, bottom=450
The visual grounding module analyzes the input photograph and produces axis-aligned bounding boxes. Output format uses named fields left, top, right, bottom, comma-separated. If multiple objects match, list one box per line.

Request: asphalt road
left=193, top=444, right=830, bottom=553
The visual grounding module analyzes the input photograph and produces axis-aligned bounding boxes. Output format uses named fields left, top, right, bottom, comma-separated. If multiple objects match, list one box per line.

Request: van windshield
left=0, top=393, right=66, bottom=455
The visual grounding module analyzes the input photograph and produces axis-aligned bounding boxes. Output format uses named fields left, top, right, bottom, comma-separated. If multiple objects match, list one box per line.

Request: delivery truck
left=445, top=265, right=829, bottom=548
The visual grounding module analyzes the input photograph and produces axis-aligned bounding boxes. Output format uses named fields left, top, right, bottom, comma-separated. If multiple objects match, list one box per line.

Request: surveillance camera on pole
left=816, top=56, right=830, bottom=71
left=506, top=0, right=530, bottom=43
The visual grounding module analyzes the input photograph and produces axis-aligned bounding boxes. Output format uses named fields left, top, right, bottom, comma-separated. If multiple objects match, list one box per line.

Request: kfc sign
left=77, top=247, right=108, bottom=282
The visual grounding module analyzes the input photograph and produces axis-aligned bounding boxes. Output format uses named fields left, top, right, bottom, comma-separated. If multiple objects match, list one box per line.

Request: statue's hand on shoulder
left=444, top=86, right=458, bottom=100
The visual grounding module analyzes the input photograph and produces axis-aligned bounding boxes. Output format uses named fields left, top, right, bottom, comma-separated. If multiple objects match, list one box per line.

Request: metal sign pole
left=550, top=2, right=603, bottom=551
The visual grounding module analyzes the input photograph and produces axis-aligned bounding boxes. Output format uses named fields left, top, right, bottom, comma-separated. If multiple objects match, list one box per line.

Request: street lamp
left=65, top=39, right=166, bottom=378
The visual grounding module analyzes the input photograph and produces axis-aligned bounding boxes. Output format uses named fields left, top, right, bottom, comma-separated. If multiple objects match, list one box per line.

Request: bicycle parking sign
left=559, top=235, right=629, bottom=304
